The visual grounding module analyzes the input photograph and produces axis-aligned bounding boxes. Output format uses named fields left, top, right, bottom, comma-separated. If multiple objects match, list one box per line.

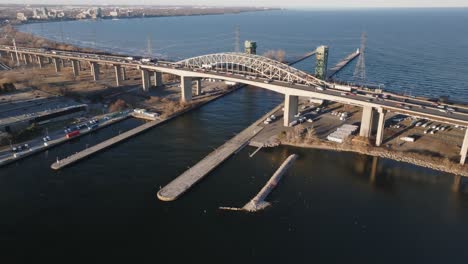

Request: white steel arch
left=177, top=52, right=326, bottom=87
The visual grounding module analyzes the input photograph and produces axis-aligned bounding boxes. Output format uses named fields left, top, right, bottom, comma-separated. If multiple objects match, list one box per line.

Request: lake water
left=4, top=9, right=468, bottom=263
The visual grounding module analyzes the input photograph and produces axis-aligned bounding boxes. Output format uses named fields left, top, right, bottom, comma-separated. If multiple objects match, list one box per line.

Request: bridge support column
left=359, top=106, right=374, bottom=138
left=23, top=54, right=30, bottom=64
left=53, top=57, right=61, bottom=72
left=284, top=94, right=298, bottom=127
left=181, top=76, right=193, bottom=102
left=37, top=56, right=44, bottom=68
left=29, top=54, right=34, bottom=65
left=153, top=71, right=162, bottom=87
left=141, top=69, right=150, bottom=91
left=121, top=67, right=127, bottom=80
left=91, top=62, right=100, bottom=81
left=114, top=65, right=122, bottom=86
left=194, top=79, right=202, bottom=95
left=375, top=109, right=386, bottom=146
left=460, top=129, right=468, bottom=165
left=10, top=52, right=14, bottom=62
left=71, top=60, right=79, bottom=76
left=61, top=59, right=65, bottom=68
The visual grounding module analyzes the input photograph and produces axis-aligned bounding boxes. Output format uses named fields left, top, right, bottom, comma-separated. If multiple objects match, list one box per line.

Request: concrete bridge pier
left=121, top=67, right=127, bottom=80
left=360, top=106, right=374, bottom=138
left=195, top=79, right=202, bottom=95
left=10, top=52, right=15, bottom=62
left=181, top=76, right=193, bottom=102
left=60, top=59, right=65, bottom=68
left=71, top=60, right=79, bottom=77
left=114, top=65, right=122, bottom=86
left=460, top=129, right=468, bottom=165
left=28, top=54, right=34, bottom=65
left=141, top=69, right=150, bottom=91
left=37, top=56, right=44, bottom=68
left=153, top=71, right=162, bottom=87
left=284, top=94, right=298, bottom=127
left=53, top=57, right=61, bottom=72
left=90, top=62, right=100, bottom=81
left=23, top=53, right=30, bottom=64
left=375, top=108, right=387, bottom=146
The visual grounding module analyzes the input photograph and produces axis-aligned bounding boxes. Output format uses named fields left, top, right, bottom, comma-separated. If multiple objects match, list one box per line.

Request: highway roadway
left=1, top=45, right=467, bottom=126
left=0, top=112, right=129, bottom=165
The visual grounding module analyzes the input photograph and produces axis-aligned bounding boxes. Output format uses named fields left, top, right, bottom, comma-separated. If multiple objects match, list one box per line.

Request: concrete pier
left=51, top=118, right=162, bottom=170
left=360, top=106, right=374, bottom=138
left=37, top=56, right=44, bottom=68
left=153, top=71, right=162, bottom=87
left=91, top=62, right=100, bottom=81
left=121, top=67, right=127, bottom=80
left=53, top=57, right=61, bottom=72
left=114, top=65, right=122, bottom=86
left=71, top=60, right=79, bottom=76
left=24, top=53, right=30, bottom=64
left=157, top=123, right=263, bottom=201
left=242, top=154, right=298, bottom=212
left=375, top=109, right=386, bottom=146
left=284, top=94, right=298, bottom=127
left=141, top=69, right=150, bottom=91
left=181, top=76, right=193, bottom=102
left=460, top=130, right=468, bottom=165
left=157, top=104, right=283, bottom=201
left=327, top=50, right=360, bottom=79
left=195, top=79, right=202, bottom=95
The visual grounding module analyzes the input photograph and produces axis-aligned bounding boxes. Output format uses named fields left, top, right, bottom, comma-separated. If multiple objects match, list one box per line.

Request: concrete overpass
left=0, top=45, right=467, bottom=165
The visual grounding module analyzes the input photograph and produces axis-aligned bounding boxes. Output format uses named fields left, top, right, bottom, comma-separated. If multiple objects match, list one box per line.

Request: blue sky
left=1, top=0, right=467, bottom=8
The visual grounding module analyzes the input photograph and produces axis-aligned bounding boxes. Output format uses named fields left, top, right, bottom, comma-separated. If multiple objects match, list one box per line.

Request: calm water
left=20, top=8, right=468, bottom=101
left=3, top=9, right=468, bottom=263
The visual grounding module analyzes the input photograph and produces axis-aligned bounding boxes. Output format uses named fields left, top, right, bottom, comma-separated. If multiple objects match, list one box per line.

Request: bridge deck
left=327, top=50, right=360, bottom=79
left=157, top=104, right=283, bottom=201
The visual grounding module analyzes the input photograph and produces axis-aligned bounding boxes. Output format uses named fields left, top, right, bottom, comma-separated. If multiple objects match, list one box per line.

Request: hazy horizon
left=0, top=0, right=467, bottom=8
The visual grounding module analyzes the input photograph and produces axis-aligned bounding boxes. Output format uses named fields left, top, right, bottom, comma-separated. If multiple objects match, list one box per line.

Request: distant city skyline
left=1, top=0, right=468, bottom=8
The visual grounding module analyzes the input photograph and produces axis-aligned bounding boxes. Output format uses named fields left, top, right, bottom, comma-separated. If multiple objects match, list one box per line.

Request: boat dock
left=0, top=113, right=129, bottom=168
left=51, top=118, right=161, bottom=170
left=50, top=87, right=245, bottom=170
left=157, top=104, right=284, bottom=201
left=327, top=49, right=360, bottom=79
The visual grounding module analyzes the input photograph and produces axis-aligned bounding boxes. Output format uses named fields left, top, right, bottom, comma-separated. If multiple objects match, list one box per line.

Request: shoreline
left=14, top=8, right=279, bottom=27
left=280, top=140, right=468, bottom=177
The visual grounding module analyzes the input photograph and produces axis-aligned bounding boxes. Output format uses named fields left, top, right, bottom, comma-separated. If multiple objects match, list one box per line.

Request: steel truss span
left=178, top=52, right=327, bottom=87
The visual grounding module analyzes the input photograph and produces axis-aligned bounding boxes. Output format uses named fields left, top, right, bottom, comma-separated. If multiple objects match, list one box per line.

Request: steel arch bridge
left=177, top=52, right=326, bottom=87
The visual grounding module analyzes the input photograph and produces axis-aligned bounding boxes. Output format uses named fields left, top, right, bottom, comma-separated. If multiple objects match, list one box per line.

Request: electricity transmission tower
left=234, top=25, right=240, bottom=52
left=353, top=32, right=367, bottom=83
left=146, top=34, right=153, bottom=57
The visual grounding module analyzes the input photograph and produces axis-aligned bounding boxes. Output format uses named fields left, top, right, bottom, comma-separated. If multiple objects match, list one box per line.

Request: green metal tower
left=244, top=40, right=257, bottom=55
left=315, top=45, right=329, bottom=80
